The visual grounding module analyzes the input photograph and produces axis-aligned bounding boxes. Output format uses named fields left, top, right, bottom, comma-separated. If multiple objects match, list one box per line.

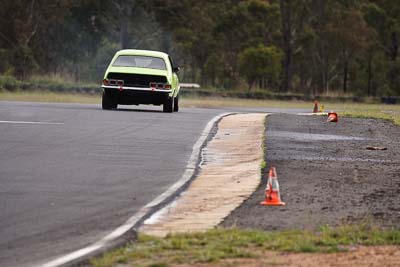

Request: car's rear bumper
left=101, top=85, right=172, bottom=93
left=102, top=86, right=171, bottom=105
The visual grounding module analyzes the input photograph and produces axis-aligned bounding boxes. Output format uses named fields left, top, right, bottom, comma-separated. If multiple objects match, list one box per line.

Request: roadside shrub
left=0, top=75, right=20, bottom=91
left=0, top=75, right=101, bottom=94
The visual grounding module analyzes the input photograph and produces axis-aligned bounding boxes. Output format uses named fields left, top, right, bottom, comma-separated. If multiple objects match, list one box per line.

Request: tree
left=364, top=0, right=400, bottom=95
left=0, top=0, right=76, bottom=78
left=279, top=0, right=310, bottom=92
left=238, top=45, right=283, bottom=92
left=326, top=6, right=371, bottom=93
left=1, top=0, right=400, bottom=97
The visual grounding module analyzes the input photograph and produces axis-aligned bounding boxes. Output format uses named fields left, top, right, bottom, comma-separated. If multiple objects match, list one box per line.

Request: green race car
left=101, top=49, right=180, bottom=112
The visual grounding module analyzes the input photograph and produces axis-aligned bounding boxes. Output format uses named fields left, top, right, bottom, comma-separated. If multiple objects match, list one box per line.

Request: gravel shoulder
left=222, top=113, right=400, bottom=230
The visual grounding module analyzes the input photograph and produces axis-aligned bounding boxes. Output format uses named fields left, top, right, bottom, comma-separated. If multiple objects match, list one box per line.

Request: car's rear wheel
left=163, top=96, right=174, bottom=113
left=173, top=95, right=179, bottom=112
left=102, top=91, right=117, bottom=110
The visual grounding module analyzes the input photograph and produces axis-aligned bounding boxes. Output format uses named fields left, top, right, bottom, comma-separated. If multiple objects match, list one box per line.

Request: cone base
left=260, top=201, right=286, bottom=206
left=327, top=112, right=338, bottom=122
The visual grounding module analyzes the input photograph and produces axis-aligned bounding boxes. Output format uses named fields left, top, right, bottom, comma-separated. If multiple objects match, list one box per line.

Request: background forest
left=1, top=0, right=400, bottom=97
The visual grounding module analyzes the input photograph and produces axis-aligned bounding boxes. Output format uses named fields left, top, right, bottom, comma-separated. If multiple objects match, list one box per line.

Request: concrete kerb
left=140, top=113, right=267, bottom=236
left=38, top=112, right=234, bottom=267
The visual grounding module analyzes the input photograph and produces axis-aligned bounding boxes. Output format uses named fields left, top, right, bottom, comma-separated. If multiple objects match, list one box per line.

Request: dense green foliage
left=239, top=45, right=282, bottom=92
left=1, top=0, right=400, bottom=96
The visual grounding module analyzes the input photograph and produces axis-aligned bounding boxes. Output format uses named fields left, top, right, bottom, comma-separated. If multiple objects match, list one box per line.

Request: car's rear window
left=113, top=55, right=167, bottom=70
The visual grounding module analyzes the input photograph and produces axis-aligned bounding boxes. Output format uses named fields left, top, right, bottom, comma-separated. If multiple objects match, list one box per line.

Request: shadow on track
left=112, top=107, right=163, bottom=113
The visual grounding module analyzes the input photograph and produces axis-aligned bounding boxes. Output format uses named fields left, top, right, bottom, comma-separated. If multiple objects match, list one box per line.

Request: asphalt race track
left=0, top=101, right=307, bottom=267
left=0, top=101, right=226, bottom=267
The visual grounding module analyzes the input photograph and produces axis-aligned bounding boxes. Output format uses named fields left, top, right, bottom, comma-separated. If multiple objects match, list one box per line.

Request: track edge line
left=38, top=112, right=234, bottom=267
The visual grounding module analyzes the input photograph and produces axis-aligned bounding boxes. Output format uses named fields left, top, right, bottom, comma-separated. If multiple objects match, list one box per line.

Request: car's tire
left=112, top=100, right=118, bottom=109
left=102, top=91, right=117, bottom=110
left=173, top=95, right=179, bottom=112
left=163, top=96, right=174, bottom=113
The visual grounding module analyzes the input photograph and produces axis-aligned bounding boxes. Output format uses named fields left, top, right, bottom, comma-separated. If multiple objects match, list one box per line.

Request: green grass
left=1, top=91, right=399, bottom=125
left=91, top=225, right=400, bottom=267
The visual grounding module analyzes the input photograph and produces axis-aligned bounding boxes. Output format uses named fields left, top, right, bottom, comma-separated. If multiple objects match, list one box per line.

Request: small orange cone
left=260, top=167, right=286, bottom=206
left=327, top=112, right=338, bottom=122
left=313, top=101, right=319, bottom=113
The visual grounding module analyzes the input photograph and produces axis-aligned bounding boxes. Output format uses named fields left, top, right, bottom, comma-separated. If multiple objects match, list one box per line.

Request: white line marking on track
left=0, top=120, right=64, bottom=125
left=39, top=112, right=232, bottom=267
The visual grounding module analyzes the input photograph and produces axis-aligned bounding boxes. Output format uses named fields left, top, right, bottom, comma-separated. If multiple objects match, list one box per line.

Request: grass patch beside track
left=1, top=91, right=399, bottom=125
left=90, top=225, right=400, bottom=267
left=183, top=97, right=400, bottom=125
left=0, top=90, right=100, bottom=104
left=334, top=102, right=400, bottom=125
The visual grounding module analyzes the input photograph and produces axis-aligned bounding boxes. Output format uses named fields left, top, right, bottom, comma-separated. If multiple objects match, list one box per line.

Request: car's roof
left=115, top=49, right=169, bottom=59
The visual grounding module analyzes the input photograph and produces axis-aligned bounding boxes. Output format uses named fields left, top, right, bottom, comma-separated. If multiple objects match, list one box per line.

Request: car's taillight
left=103, top=79, right=109, bottom=85
left=150, top=83, right=171, bottom=89
left=117, top=80, right=124, bottom=86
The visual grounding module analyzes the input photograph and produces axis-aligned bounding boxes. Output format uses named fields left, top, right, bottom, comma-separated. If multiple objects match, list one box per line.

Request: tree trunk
left=120, top=7, right=132, bottom=49
left=191, top=60, right=196, bottom=83
left=322, top=67, right=328, bottom=95
left=120, top=18, right=128, bottom=49
left=210, top=69, right=216, bottom=88
left=343, top=61, right=348, bottom=94
left=391, top=32, right=398, bottom=61
left=340, top=47, right=348, bottom=94
left=367, top=51, right=373, bottom=97
left=200, top=69, right=207, bottom=88
left=247, top=78, right=254, bottom=95
left=279, top=0, right=293, bottom=92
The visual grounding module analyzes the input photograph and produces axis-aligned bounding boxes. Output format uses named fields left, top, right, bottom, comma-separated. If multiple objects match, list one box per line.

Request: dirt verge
left=222, top=114, right=400, bottom=230
left=176, top=246, right=400, bottom=267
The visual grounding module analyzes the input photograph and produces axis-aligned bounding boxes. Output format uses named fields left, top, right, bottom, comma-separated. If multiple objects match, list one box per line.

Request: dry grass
left=182, top=97, right=311, bottom=108
left=182, top=97, right=400, bottom=125
left=333, top=102, right=400, bottom=125
left=0, top=92, right=399, bottom=125
left=0, top=91, right=100, bottom=104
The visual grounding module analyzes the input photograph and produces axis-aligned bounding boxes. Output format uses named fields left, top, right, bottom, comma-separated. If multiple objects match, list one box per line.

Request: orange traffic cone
left=327, top=112, right=338, bottom=122
left=313, top=101, right=319, bottom=113
left=260, top=167, right=286, bottom=206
